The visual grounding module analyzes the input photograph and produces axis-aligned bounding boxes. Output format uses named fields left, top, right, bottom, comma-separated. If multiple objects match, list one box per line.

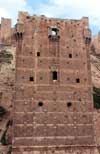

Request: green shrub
left=0, top=50, right=13, bottom=63
left=0, top=106, right=6, bottom=117
left=1, top=129, right=8, bottom=145
left=93, top=87, right=100, bottom=109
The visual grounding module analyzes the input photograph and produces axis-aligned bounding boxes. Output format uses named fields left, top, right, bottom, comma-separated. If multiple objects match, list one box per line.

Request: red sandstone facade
left=0, top=17, right=11, bottom=45
left=12, top=12, right=96, bottom=154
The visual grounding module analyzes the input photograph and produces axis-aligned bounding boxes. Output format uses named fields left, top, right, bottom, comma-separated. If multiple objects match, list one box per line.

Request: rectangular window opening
left=69, top=54, right=72, bottom=58
left=30, top=76, right=34, bottom=81
left=51, top=28, right=58, bottom=36
left=37, top=52, right=40, bottom=57
left=52, top=71, right=58, bottom=81
left=76, top=78, right=80, bottom=83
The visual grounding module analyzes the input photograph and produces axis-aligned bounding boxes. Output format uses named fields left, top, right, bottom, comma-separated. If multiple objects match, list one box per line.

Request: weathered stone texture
left=92, top=32, right=100, bottom=54
left=0, top=11, right=100, bottom=154
left=94, top=111, right=100, bottom=146
left=12, top=147, right=99, bottom=154
left=0, top=18, right=11, bottom=44
left=12, top=12, right=95, bottom=153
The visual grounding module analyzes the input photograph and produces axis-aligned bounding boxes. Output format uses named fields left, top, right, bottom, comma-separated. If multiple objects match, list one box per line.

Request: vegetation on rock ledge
left=0, top=106, right=7, bottom=117
left=0, top=50, right=13, bottom=64
left=93, top=87, right=100, bottom=109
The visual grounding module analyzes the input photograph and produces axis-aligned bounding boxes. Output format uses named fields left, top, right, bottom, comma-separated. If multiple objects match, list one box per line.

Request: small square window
left=30, top=77, right=34, bottom=81
left=67, top=102, right=72, bottom=107
left=51, top=28, right=58, bottom=36
left=49, top=27, right=59, bottom=38
left=37, top=52, right=40, bottom=57
left=51, top=30, right=57, bottom=36
left=38, top=102, right=43, bottom=107
left=69, top=54, right=72, bottom=58
left=76, top=78, right=80, bottom=83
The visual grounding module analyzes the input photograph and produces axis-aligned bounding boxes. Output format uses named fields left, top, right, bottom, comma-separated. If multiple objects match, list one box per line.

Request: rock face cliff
left=0, top=45, right=15, bottom=153
left=91, top=54, right=100, bottom=88
left=91, top=35, right=100, bottom=88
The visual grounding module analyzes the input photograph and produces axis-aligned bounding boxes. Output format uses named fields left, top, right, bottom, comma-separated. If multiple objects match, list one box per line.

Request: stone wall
left=13, top=12, right=95, bottom=153
left=0, top=18, right=12, bottom=45
left=0, top=11, right=99, bottom=154
left=12, top=147, right=100, bottom=154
